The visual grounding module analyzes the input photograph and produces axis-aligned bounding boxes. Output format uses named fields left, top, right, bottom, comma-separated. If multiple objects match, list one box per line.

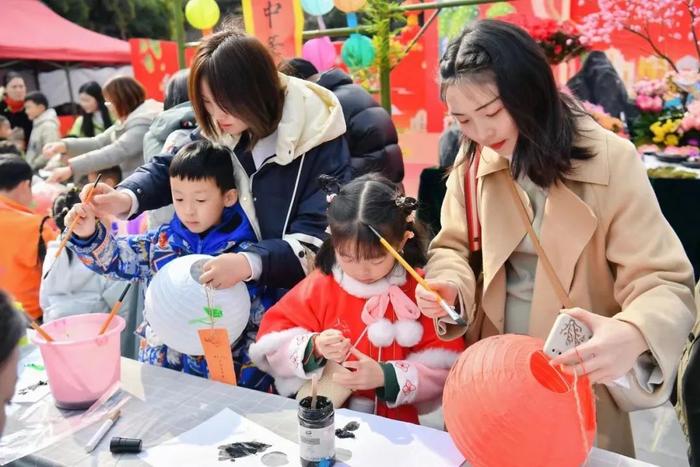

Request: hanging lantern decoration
left=486, top=1, right=517, bottom=19
left=302, top=37, right=337, bottom=72
left=333, top=0, right=366, bottom=13
left=341, top=33, right=375, bottom=69
left=301, top=0, right=335, bottom=16
left=443, top=334, right=596, bottom=467
left=185, top=0, right=221, bottom=31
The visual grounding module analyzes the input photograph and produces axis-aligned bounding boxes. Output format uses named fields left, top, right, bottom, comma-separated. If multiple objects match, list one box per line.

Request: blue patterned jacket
left=68, top=204, right=277, bottom=391
left=69, top=203, right=256, bottom=284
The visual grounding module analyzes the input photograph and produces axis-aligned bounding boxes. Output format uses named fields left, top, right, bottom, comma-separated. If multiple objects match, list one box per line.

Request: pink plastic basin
left=31, top=313, right=125, bottom=409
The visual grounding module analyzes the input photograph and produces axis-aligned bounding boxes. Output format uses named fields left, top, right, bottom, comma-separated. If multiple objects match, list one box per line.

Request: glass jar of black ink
left=298, top=395, right=335, bottom=467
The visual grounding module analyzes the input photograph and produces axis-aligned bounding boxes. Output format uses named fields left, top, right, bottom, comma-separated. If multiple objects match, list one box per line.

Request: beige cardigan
left=426, top=117, right=696, bottom=455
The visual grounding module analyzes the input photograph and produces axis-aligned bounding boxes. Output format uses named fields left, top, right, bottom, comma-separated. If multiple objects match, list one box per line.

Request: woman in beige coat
left=417, top=20, right=696, bottom=457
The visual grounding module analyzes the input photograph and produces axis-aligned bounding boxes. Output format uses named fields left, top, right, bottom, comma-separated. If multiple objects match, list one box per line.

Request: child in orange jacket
left=0, top=154, right=57, bottom=320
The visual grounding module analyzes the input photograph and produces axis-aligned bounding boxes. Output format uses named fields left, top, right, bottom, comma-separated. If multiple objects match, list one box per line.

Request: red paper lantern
left=443, top=334, right=596, bottom=467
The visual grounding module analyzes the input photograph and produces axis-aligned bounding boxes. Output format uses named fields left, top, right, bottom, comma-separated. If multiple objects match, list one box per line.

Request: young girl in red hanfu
left=250, top=174, right=465, bottom=424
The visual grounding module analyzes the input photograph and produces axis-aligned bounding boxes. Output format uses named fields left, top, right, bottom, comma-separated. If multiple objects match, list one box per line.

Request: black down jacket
left=316, top=69, right=404, bottom=183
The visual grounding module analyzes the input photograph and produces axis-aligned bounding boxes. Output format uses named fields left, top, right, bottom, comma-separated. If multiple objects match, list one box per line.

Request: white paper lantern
left=144, top=255, right=251, bottom=356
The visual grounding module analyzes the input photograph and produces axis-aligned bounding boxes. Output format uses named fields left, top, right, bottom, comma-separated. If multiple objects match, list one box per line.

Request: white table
left=5, top=355, right=655, bottom=466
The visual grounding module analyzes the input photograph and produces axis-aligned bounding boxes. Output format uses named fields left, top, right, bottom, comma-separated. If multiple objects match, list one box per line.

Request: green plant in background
left=485, top=1, right=515, bottom=18
left=351, top=34, right=407, bottom=94
left=44, top=0, right=174, bottom=40
left=632, top=109, right=684, bottom=147
left=348, top=0, right=407, bottom=111
left=439, top=5, right=480, bottom=39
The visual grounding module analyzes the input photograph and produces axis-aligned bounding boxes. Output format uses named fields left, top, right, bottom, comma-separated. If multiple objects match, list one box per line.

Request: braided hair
left=50, top=186, right=82, bottom=262
left=315, top=173, right=427, bottom=275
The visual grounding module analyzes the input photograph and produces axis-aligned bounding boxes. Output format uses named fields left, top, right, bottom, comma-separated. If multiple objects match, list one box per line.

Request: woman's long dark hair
left=315, top=174, right=427, bottom=275
left=0, top=290, right=25, bottom=370
left=439, top=19, right=593, bottom=187
left=78, top=81, right=112, bottom=137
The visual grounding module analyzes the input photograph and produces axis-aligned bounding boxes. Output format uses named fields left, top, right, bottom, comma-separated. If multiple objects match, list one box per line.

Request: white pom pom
left=367, top=318, right=395, bottom=348
left=394, top=319, right=423, bottom=347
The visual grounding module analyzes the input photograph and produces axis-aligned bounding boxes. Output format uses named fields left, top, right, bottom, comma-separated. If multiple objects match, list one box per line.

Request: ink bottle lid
left=110, top=437, right=142, bottom=454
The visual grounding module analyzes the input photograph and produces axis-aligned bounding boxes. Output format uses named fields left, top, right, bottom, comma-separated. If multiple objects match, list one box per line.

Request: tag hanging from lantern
left=301, top=0, right=335, bottom=16
left=341, top=33, right=375, bottom=69
left=185, top=0, right=221, bottom=31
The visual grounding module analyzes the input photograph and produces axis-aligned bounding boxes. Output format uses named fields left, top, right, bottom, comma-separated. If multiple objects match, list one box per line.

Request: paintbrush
left=310, top=373, right=319, bottom=409
left=341, top=326, right=368, bottom=363
left=43, top=174, right=103, bottom=280
left=366, top=224, right=467, bottom=326
left=30, top=320, right=54, bottom=342
left=15, top=301, right=54, bottom=341
left=98, top=282, right=132, bottom=336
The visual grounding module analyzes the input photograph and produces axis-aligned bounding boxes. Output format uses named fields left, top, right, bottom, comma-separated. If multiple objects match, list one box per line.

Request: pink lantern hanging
left=302, top=37, right=337, bottom=72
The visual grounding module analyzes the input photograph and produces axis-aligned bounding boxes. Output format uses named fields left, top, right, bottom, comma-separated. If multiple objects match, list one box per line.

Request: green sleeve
left=375, top=363, right=399, bottom=403
left=302, top=336, right=327, bottom=372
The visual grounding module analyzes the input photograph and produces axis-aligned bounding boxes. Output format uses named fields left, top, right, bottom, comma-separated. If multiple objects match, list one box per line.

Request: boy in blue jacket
left=65, top=140, right=274, bottom=391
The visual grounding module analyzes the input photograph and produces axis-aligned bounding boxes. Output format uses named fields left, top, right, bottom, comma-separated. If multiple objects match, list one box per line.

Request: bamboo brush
left=98, top=282, right=132, bottom=335
left=43, top=174, right=102, bottom=280
left=366, top=224, right=467, bottom=326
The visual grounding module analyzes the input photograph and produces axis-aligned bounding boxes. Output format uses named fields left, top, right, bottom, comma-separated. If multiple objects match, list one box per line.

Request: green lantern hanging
left=341, top=33, right=375, bottom=69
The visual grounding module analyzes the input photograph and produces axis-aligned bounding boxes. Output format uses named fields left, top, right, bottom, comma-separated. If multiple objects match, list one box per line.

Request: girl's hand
left=63, top=203, right=97, bottom=238
left=415, top=280, right=458, bottom=318
left=47, top=166, right=72, bottom=184
left=313, top=329, right=350, bottom=363
left=199, top=253, right=252, bottom=289
left=549, top=307, right=649, bottom=384
left=42, top=141, right=66, bottom=158
left=334, top=348, right=385, bottom=391
left=80, top=183, right=133, bottom=218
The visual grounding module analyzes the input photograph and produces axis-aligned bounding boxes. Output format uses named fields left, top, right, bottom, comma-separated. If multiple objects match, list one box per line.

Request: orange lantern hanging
left=333, top=0, right=366, bottom=13
left=443, top=334, right=596, bottom=467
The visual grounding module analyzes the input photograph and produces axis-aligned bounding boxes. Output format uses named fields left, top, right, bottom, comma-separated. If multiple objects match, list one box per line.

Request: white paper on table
left=333, top=409, right=465, bottom=467
left=12, top=347, right=50, bottom=404
left=585, top=447, right=657, bottom=467
left=140, top=408, right=300, bottom=467
left=12, top=368, right=50, bottom=404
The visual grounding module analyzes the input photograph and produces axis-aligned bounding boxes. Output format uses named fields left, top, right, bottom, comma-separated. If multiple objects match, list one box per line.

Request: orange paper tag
left=198, top=328, right=237, bottom=386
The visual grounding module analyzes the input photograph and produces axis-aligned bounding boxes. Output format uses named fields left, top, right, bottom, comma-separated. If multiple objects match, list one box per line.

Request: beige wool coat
left=426, top=117, right=696, bottom=456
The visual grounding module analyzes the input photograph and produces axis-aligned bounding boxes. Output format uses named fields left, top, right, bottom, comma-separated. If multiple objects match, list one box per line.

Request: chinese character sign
left=242, top=0, right=303, bottom=61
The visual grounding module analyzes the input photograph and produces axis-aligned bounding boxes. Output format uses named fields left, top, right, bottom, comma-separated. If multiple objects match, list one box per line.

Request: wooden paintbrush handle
left=31, top=321, right=54, bottom=342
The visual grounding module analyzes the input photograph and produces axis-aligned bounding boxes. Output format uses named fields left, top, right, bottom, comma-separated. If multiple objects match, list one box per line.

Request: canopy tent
left=0, top=0, right=130, bottom=63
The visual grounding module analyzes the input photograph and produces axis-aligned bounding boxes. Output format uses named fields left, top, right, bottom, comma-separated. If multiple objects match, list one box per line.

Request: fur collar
left=332, top=263, right=407, bottom=299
